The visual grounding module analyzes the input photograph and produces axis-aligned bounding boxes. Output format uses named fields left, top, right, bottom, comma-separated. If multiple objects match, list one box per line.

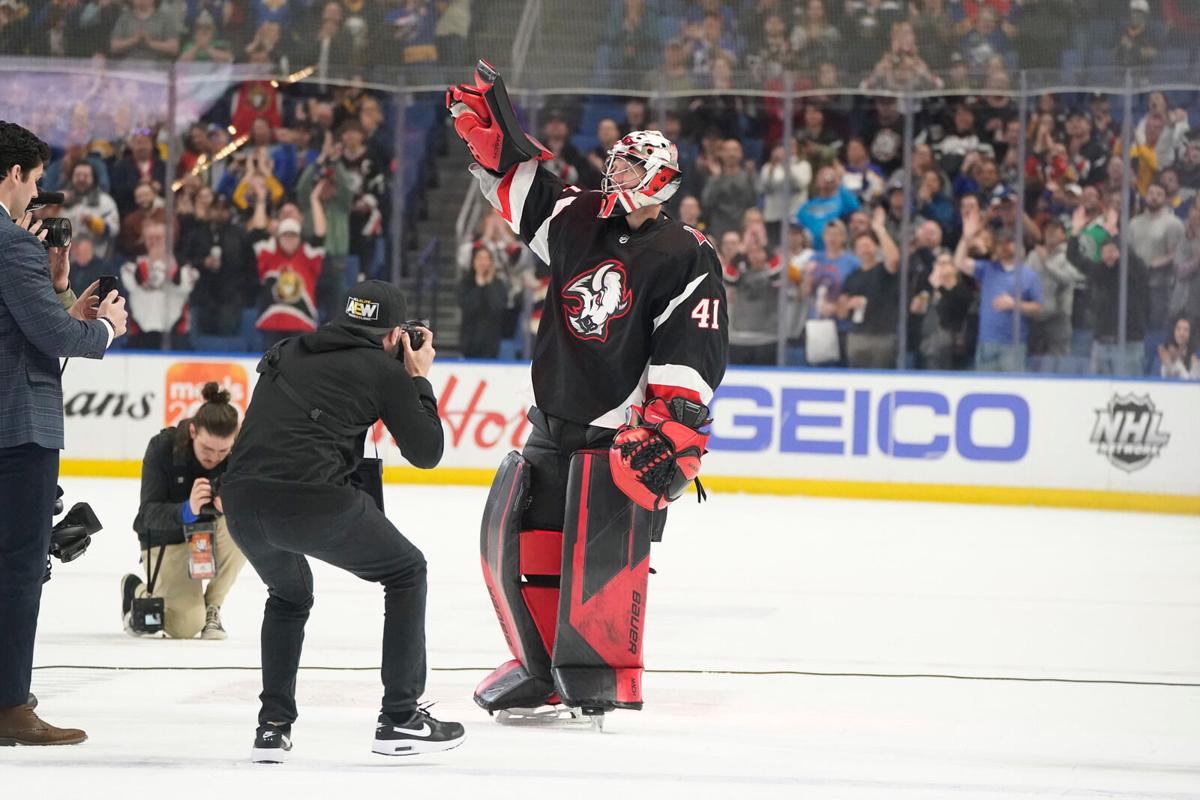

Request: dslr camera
left=27, top=191, right=73, bottom=249
left=401, top=318, right=431, bottom=352
left=198, top=475, right=223, bottom=518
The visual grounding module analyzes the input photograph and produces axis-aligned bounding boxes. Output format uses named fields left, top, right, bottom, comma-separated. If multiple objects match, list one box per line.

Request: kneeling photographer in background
left=123, top=383, right=247, bottom=640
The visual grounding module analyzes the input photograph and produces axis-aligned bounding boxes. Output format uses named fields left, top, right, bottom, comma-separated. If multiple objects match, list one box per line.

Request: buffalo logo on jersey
left=345, top=296, right=380, bottom=322
left=561, top=261, right=632, bottom=342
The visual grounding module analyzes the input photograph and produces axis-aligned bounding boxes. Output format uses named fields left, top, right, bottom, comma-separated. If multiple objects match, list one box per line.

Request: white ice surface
left=4, top=478, right=1199, bottom=799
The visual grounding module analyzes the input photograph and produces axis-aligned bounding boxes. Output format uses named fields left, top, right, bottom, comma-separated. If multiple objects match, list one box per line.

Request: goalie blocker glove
left=446, top=59, right=551, bottom=174
left=610, top=397, right=711, bottom=511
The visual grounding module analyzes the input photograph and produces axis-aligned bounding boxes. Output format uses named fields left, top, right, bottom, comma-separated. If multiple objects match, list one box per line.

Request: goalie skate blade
left=494, top=706, right=587, bottom=727
left=371, top=736, right=466, bottom=757
left=250, top=747, right=288, bottom=764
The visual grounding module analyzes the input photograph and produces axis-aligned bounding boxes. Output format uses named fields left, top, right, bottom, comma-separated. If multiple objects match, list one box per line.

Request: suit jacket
left=0, top=212, right=110, bottom=450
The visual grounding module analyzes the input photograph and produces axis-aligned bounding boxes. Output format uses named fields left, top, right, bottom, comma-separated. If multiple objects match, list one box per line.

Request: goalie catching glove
left=446, top=59, right=552, bottom=174
left=610, top=397, right=711, bottom=511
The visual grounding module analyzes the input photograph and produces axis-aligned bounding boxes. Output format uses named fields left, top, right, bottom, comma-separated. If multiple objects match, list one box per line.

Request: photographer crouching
left=219, top=280, right=462, bottom=762
left=123, top=383, right=247, bottom=639
left=0, top=121, right=128, bottom=746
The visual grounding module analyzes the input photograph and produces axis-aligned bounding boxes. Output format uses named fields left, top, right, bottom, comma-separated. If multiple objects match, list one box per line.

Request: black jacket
left=177, top=217, right=254, bottom=309
left=222, top=323, right=443, bottom=512
left=458, top=274, right=509, bottom=359
left=133, top=424, right=226, bottom=549
left=1067, top=236, right=1149, bottom=342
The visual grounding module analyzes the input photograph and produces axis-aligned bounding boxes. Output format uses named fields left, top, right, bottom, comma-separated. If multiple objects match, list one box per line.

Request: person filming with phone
left=219, top=279, right=463, bottom=763
left=0, top=120, right=128, bottom=746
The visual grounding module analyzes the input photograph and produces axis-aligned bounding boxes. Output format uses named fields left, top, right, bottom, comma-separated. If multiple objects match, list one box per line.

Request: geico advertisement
left=705, top=371, right=1200, bottom=496
left=60, top=355, right=1199, bottom=497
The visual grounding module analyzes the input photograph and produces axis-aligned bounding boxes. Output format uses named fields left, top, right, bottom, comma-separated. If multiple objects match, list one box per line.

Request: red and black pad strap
left=476, top=451, right=556, bottom=711
left=551, top=449, right=662, bottom=711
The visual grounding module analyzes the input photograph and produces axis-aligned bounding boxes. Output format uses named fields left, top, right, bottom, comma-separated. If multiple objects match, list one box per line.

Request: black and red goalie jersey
left=473, top=159, right=729, bottom=428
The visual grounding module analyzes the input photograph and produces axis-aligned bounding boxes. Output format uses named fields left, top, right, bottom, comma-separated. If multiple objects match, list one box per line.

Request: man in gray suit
left=0, top=121, right=128, bottom=746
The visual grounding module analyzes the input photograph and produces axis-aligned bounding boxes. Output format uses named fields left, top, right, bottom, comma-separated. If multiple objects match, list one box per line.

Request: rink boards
left=56, top=354, right=1200, bottom=515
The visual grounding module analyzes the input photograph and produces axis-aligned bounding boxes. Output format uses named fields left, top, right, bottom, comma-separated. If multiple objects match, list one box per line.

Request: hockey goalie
left=447, top=61, right=729, bottom=725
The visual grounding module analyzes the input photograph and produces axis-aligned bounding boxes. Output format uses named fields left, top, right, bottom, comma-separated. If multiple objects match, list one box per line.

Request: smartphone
left=96, top=275, right=118, bottom=300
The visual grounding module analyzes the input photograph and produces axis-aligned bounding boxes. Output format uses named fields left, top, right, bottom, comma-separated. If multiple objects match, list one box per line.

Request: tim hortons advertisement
left=60, top=355, right=1200, bottom=503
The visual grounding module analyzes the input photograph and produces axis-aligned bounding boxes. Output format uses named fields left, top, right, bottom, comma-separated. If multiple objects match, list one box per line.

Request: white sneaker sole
left=251, top=746, right=290, bottom=763
left=371, top=735, right=465, bottom=757
left=119, top=576, right=142, bottom=636
left=200, top=628, right=228, bottom=640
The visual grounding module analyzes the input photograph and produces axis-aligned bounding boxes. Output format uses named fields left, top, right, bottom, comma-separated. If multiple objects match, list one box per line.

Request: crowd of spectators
left=494, top=0, right=1196, bottom=378
left=603, top=0, right=1198, bottom=90
left=0, top=1, right=482, bottom=354
left=28, top=71, right=410, bottom=353
left=0, top=0, right=473, bottom=74
left=3, top=0, right=1199, bottom=378
left=460, top=70, right=1199, bottom=376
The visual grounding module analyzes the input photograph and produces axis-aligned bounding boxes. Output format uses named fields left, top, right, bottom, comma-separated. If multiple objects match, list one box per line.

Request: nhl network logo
left=1089, top=393, right=1171, bottom=473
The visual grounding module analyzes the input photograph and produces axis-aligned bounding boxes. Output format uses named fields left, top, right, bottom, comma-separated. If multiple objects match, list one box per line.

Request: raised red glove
left=610, top=397, right=711, bottom=511
left=446, top=78, right=504, bottom=172
left=446, top=59, right=552, bottom=174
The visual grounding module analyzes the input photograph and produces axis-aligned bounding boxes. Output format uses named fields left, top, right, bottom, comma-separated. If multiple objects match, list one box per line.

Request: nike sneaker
left=251, top=722, right=292, bottom=763
left=372, top=703, right=464, bottom=756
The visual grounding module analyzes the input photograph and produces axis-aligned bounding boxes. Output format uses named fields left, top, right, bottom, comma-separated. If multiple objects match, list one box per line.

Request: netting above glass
left=0, top=1, right=1194, bottom=94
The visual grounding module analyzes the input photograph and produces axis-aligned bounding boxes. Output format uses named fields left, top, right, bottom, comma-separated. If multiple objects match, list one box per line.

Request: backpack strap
left=256, top=340, right=363, bottom=438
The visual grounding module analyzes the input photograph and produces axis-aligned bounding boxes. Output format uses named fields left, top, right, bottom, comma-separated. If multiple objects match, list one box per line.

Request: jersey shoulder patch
left=681, top=224, right=713, bottom=249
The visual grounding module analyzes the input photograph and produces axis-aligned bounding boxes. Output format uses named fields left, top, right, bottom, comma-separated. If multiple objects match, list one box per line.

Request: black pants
left=0, top=444, right=58, bottom=707
left=222, top=485, right=427, bottom=725
left=519, top=407, right=669, bottom=539
left=520, top=408, right=614, bottom=531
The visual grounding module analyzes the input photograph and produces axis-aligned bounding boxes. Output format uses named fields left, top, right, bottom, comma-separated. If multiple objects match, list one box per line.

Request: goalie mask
left=599, top=130, right=681, bottom=218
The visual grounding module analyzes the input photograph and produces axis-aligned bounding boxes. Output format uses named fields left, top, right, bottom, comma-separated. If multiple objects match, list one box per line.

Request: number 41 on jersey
left=690, top=298, right=721, bottom=330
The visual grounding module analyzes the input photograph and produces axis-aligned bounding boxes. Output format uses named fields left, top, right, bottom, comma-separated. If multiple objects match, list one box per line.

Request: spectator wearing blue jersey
left=960, top=7, right=1012, bottom=70
left=186, top=1, right=233, bottom=36
left=841, top=138, right=885, bottom=207
left=254, top=0, right=290, bottom=29
left=796, top=165, right=860, bottom=250
left=804, top=219, right=860, bottom=325
left=955, top=206, right=1043, bottom=372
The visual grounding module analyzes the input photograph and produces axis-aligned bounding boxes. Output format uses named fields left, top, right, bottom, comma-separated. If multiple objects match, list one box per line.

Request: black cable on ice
left=30, top=664, right=1200, bottom=688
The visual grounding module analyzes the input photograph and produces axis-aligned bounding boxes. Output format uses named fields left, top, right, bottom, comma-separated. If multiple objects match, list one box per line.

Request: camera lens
left=41, top=217, right=73, bottom=248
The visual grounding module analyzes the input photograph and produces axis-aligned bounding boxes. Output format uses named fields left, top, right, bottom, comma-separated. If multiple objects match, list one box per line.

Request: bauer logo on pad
left=345, top=297, right=380, bottom=322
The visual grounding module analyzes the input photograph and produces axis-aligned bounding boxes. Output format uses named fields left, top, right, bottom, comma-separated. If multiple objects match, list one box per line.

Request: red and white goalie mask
left=599, top=130, right=682, bottom=218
